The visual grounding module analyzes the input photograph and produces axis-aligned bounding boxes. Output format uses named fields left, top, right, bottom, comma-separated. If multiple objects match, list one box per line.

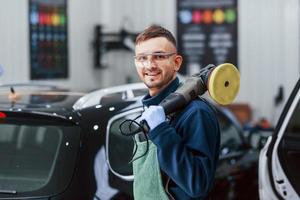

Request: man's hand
left=140, top=105, right=166, bottom=130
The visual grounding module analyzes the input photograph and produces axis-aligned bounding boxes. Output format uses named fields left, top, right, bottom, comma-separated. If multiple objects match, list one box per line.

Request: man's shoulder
left=187, top=97, right=216, bottom=113
left=170, top=98, right=213, bottom=120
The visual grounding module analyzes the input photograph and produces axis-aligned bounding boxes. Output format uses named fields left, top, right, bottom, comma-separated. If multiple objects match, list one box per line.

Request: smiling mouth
left=145, top=71, right=160, bottom=76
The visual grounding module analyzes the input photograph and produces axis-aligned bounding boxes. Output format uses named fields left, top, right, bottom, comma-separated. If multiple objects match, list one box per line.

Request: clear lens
left=134, top=52, right=175, bottom=68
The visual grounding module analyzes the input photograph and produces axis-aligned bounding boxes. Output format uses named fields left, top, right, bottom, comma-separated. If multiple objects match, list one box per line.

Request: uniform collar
left=142, top=77, right=180, bottom=107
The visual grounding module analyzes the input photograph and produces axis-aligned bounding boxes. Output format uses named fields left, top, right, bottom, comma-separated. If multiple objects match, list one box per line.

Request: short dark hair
left=135, top=25, right=177, bottom=47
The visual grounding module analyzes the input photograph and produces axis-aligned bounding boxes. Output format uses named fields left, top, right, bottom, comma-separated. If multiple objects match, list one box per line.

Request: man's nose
left=144, top=57, right=157, bottom=69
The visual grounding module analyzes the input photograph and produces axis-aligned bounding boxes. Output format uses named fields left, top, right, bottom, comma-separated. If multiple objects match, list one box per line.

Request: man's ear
left=174, top=55, right=183, bottom=71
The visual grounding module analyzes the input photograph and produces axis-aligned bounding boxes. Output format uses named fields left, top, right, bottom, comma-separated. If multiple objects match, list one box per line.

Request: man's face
left=135, top=37, right=182, bottom=96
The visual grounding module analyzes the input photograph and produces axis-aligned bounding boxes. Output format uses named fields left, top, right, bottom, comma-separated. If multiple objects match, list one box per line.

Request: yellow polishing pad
left=208, top=63, right=240, bottom=105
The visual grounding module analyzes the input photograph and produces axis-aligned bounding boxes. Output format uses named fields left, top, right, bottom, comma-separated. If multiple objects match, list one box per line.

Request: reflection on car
left=0, top=83, right=260, bottom=199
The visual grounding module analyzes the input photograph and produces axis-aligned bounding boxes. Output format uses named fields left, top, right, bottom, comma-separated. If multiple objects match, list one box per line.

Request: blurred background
left=0, top=0, right=299, bottom=129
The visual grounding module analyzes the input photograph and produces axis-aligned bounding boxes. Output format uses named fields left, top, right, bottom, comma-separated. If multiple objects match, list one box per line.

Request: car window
left=0, top=115, right=80, bottom=196
left=106, top=108, right=143, bottom=179
left=0, top=124, right=62, bottom=192
left=278, top=99, right=300, bottom=193
left=100, top=92, right=127, bottom=104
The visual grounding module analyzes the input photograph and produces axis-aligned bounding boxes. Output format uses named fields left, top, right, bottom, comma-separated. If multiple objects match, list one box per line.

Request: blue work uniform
left=142, top=77, right=220, bottom=200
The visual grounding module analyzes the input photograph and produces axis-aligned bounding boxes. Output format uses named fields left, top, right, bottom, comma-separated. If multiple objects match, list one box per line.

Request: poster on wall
left=29, top=0, right=68, bottom=80
left=177, top=0, right=238, bottom=75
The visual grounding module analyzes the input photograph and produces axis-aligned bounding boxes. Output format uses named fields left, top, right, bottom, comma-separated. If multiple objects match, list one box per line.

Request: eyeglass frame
left=134, top=52, right=176, bottom=68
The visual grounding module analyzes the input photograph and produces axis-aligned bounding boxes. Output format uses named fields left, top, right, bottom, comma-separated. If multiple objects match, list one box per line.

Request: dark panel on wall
left=177, top=0, right=238, bottom=75
left=29, top=0, right=68, bottom=80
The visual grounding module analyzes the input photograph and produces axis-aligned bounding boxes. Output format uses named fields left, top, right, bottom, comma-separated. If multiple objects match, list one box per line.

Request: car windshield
left=0, top=117, right=77, bottom=194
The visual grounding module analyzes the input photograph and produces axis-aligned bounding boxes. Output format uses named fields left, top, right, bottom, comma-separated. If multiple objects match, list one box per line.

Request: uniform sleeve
left=148, top=102, right=220, bottom=198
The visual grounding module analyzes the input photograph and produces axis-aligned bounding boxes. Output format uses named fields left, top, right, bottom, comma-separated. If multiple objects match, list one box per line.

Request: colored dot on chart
left=202, top=10, right=213, bottom=24
left=213, top=9, right=225, bottom=24
left=52, top=13, right=60, bottom=26
left=39, top=13, right=46, bottom=25
left=46, top=14, right=52, bottom=25
left=60, top=14, right=66, bottom=25
left=192, top=10, right=201, bottom=24
left=179, top=10, right=192, bottom=24
left=30, top=11, right=39, bottom=25
left=225, top=8, right=236, bottom=23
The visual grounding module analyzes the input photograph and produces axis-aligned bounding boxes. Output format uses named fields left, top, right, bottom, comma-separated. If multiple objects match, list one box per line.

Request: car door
left=259, top=79, right=300, bottom=200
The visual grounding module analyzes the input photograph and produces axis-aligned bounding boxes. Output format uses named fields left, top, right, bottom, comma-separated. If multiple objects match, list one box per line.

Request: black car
left=0, top=83, right=258, bottom=200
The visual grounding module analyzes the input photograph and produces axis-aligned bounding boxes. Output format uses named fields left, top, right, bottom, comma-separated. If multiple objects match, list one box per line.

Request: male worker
left=133, top=25, right=220, bottom=200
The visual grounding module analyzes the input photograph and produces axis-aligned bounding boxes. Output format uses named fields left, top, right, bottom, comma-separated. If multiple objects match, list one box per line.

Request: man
left=133, top=25, right=220, bottom=200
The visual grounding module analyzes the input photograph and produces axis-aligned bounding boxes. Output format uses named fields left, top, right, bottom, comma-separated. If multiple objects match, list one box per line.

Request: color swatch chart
left=29, top=0, right=68, bottom=79
left=178, top=8, right=236, bottom=25
left=177, top=0, right=238, bottom=75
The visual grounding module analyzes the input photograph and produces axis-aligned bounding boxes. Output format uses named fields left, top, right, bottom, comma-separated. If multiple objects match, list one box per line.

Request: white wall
left=0, top=0, right=299, bottom=124
left=97, top=0, right=176, bottom=87
left=238, top=0, right=299, bottom=124
left=0, top=1, right=28, bottom=83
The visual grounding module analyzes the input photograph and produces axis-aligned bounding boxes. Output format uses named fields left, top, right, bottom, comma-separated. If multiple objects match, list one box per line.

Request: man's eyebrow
left=136, top=51, right=167, bottom=55
left=152, top=51, right=165, bottom=53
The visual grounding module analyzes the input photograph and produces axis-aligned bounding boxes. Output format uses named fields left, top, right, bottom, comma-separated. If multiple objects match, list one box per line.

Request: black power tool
left=141, top=63, right=240, bottom=132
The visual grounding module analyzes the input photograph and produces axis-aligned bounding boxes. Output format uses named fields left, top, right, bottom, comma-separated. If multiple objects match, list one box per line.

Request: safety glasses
left=134, top=52, right=176, bottom=68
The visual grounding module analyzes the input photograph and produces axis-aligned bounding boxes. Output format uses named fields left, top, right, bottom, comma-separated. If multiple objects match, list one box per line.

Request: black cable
left=119, top=114, right=150, bottom=163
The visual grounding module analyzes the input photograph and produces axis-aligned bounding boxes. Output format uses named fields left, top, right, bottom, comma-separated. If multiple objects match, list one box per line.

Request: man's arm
left=148, top=101, right=220, bottom=198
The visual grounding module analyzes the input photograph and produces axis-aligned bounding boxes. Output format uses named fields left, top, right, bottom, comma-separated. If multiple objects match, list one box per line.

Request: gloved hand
left=140, top=105, right=166, bottom=130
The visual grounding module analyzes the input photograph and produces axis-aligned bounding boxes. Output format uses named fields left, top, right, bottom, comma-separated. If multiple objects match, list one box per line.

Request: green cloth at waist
left=133, top=139, right=169, bottom=200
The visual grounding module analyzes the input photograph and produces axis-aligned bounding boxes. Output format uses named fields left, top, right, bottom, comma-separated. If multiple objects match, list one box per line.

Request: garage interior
left=0, top=0, right=299, bottom=126
left=0, top=1, right=300, bottom=199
